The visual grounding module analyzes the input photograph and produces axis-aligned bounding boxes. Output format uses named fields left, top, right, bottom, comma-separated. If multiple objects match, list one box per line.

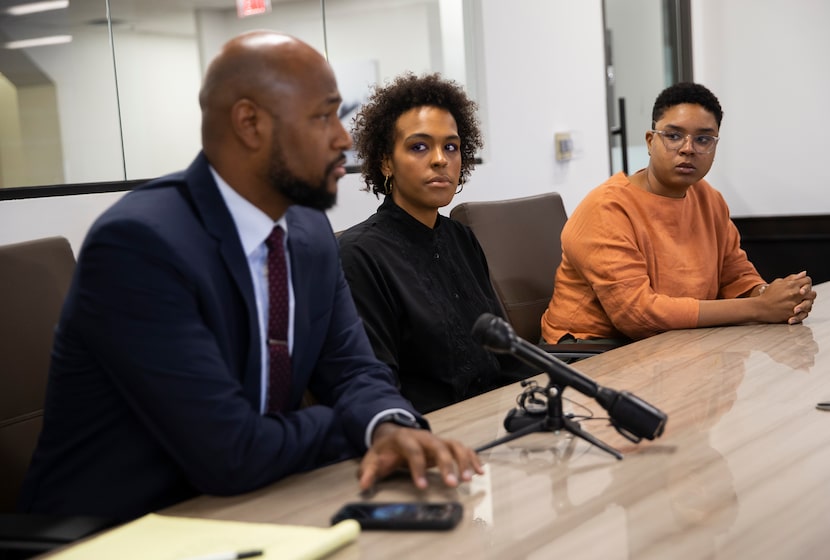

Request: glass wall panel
left=0, top=0, right=476, bottom=192
left=0, top=0, right=122, bottom=187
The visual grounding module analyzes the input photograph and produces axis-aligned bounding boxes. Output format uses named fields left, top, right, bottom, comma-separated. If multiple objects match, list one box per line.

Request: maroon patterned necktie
left=265, top=225, right=291, bottom=413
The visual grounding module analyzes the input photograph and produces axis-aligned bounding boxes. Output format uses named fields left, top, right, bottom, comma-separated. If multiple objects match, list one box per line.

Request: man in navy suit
left=20, top=31, right=482, bottom=521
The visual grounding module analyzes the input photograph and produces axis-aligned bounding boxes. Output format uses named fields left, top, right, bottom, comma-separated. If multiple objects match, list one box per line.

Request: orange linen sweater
left=541, top=172, right=764, bottom=342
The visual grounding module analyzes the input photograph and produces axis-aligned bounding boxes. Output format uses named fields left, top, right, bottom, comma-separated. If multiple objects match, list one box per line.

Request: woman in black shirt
left=339, top=73, right=530, bottom=413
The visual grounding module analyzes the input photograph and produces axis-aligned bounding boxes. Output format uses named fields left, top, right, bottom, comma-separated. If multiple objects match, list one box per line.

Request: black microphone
left=471, top=313, right=599, bottom=396
left=471, top=313, right=666, bottom=441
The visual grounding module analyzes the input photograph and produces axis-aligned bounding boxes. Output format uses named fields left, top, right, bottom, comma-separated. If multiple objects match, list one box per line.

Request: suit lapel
left=286, top=208, right=313, bottom=401
left=184, top=153, right=262, bottom=405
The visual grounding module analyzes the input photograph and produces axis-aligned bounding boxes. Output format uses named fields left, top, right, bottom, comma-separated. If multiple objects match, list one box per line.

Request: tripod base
left=475, top=386, right=623, bottom=460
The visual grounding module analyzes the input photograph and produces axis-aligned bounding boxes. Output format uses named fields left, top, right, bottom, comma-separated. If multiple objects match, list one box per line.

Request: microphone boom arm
left=471, top=313, right=667, bottom=454
left=508, top=335, right=600, bottom=397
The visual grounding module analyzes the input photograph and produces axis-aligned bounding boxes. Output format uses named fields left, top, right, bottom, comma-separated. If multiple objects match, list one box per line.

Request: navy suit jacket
left=20, top=153, right=420, bottom=520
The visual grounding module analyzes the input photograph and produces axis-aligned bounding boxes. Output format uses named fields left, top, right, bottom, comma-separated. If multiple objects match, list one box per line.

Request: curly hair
left=351, top=72, right=483, bottom=197
left=651, top=82, right=723, bottom=129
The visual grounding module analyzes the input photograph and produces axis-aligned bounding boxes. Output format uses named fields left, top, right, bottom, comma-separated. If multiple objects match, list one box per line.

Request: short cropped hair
left=352, top=72, right=483, bottom=197
left=651, top=82, right=723, bottom=129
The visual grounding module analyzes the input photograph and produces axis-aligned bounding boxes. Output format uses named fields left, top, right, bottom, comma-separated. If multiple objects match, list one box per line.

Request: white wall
left=115, top=33, right=203, bottom=179
left=0, top=0, right=610, bottom=252
left=328, top=0, right=610, bottom=232
left=0, top=191, right=126, bottom=253
left=24, top=27, right=125, bottom=183
left=692, top=0, right=830, bottom=217
left=3, top=0, right=829, bottom=252
left=457, top=0, right=609, bottom=211
left=347, top=0, right=610, bottom=228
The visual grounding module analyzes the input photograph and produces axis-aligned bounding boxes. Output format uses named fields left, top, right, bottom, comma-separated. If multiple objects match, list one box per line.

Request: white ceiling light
left=4, top=35, right=72, bottom=49
left=6, top=1, right=69, bottom=16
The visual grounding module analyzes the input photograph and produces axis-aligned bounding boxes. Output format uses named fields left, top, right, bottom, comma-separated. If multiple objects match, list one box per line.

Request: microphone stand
left=470, top=313, right=666, bottom=459
left=475, top=382, right=623, bottom=460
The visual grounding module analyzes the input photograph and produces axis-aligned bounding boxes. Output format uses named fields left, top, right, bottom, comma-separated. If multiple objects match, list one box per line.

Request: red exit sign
left=237, top=0, right=272, bottom=18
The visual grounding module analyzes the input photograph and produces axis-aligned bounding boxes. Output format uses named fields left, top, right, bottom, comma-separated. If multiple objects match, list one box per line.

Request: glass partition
left=1, top=0, right=122, bottom=188
left=0, top=0, right=477, bottom=194
left=604, top=0, right=692, bottom=176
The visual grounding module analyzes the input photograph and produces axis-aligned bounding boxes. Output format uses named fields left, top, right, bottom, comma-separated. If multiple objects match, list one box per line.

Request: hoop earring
left=383, top=175, right=392, bottom=195
left=455, top=181, right=464, bottom=195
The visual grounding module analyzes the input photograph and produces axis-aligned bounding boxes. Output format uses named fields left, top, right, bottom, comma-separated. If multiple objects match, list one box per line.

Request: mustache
left=326, top=153, right=347, bottom=175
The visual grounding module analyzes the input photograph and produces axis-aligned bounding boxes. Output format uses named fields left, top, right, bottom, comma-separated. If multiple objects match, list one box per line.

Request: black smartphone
left=330, top=501, right=463, bottom=531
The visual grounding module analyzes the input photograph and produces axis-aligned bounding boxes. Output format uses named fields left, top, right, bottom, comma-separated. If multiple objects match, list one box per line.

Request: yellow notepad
left=48, top=513, right=360, bottom=560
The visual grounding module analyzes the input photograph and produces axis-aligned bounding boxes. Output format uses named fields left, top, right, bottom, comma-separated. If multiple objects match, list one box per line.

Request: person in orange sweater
left=541, top=82, right=816, bottom=343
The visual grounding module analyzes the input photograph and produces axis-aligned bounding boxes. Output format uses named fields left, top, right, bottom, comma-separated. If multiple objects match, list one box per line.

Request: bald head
left=199, top=31, right=330, bottom=151
left=195, top=30, right=350, bottom=219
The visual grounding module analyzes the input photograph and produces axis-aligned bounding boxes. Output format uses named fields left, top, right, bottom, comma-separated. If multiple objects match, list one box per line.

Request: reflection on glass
left=0, top=0, right=475, bottom=190
left=1, top=0, right=79, bottom=187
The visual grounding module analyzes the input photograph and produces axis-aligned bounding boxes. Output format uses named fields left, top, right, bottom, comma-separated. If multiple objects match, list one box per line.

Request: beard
left=268, top=144, right=339, bottom=211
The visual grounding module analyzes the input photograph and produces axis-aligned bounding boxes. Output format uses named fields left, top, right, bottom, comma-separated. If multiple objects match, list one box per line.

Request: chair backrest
left=0, top=237, right=75, bottom=513
left=450, top=192, right=568, bottom=343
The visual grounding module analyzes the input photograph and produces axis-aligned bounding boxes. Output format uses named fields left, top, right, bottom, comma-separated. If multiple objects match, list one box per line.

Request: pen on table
left=181, top=549, right=263, bottom=560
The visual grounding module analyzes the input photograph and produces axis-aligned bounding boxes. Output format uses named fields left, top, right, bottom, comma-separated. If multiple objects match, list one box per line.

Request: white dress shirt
left=211, top=167, right=294, bottom=414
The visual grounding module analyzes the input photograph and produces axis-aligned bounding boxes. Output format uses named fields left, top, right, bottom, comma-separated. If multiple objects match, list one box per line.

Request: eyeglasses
left=650, top=130, right=719, bottom=154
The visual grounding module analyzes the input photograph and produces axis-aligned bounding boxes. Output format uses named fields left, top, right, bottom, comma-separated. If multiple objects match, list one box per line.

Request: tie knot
left=266, top=225, right=284, bottom=251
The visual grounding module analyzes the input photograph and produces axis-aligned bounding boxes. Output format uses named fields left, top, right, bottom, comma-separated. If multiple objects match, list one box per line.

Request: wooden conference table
left=162, top=283, right=830, bottom=559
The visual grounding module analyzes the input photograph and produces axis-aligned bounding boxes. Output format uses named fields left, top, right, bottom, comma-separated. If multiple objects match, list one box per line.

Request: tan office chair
left=450, top=192, right=618, bottom=358
left=0, top=237, right=113, bottom=558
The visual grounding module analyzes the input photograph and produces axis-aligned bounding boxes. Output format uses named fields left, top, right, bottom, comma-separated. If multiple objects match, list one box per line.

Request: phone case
left=331, top=501, right=463, bottom=531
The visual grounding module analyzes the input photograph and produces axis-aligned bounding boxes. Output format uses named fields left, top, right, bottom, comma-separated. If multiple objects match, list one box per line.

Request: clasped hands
left=358, top=422, right=484, bottom=491
left=758, top=271, right=816, bottom=324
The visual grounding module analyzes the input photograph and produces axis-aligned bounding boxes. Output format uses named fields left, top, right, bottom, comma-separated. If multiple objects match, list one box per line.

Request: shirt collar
left=378, top=194, right=442, bottom=237
left=210, top=166, right=288, bottom=254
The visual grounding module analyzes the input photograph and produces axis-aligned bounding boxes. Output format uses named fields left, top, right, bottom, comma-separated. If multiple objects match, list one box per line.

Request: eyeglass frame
left=649, top=129, right=720, bottom=154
